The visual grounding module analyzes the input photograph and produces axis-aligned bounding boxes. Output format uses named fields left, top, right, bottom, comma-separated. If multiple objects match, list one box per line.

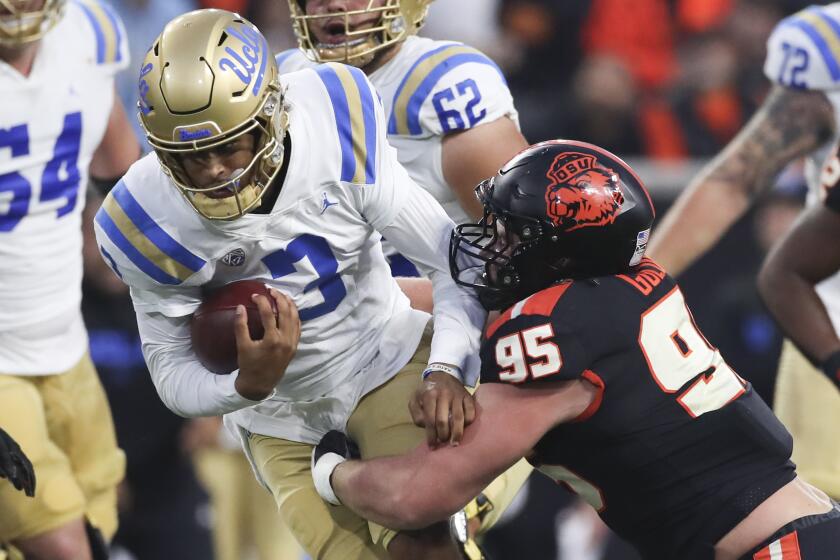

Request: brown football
left=190, top=280, right=278, bottom=375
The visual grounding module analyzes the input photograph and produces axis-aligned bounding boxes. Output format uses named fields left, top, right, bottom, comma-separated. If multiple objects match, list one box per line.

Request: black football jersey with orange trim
left=479, top=259, right=795, bottom=560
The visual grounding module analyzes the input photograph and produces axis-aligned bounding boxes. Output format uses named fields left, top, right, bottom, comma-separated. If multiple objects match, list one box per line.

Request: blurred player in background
left=759, top=146, right=840, bottom=403
left=648, top=3, right=840, bottom=502
left=80, top=189, right=217, bottom=560
left=0, top=0, right=138, bottom=558
left=278, top=3, right=532, bottom=551
left=95, top=9, right=486, bottom=560
left=312, top=140, right=840, bottom=560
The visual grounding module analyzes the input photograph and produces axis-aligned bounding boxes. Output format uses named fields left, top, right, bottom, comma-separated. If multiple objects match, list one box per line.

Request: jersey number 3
left=640, top=288, right=745, bottom=418
left=0, top=113, right=83, bottom=232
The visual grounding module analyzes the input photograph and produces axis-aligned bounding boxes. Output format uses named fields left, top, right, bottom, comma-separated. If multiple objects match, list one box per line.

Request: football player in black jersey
left=759, top=147, right=840, bottom=397
left=311, top=140, right=840, bottom=560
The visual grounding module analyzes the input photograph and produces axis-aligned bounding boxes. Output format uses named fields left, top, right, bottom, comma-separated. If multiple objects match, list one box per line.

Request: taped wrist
left=311, top=452, right=346, bottom=506
left=422, top=362, right=462, bottom=381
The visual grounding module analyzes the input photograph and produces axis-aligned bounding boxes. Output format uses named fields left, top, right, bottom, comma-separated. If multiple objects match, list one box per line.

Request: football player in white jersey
left=278, top=2, right=532, bottom=550
left=0, top=0, right=138, bottom=558
left=94, top=9, right=487, bottom=560
left=648, top=3, right=840, bottom=502
left=759, top=145, right=840, bottom=396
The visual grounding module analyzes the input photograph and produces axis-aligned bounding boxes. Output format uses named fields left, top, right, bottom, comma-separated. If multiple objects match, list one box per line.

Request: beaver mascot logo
left=544, top=152, right=625, bottom=232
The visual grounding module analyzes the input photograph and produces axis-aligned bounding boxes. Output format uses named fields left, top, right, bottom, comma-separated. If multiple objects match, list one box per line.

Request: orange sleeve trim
left=573, top=370, right=605, bottom=422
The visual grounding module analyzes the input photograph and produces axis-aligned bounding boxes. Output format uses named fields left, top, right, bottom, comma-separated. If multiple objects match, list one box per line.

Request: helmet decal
left=545, top=152, right=624, bottom=232
left=217, top=24, right=269, bottom=96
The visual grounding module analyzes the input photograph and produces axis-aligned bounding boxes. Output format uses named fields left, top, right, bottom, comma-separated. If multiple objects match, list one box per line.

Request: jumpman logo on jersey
left=320, top=192, right=339, bottom=214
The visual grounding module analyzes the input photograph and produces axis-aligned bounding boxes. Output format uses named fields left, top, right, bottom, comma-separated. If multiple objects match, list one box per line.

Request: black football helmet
left=450, top=140, right=655, bottom=311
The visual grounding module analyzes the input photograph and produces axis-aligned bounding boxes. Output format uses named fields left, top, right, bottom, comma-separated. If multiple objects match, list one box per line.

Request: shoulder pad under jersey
left=386, top=42, right=516, bottom=137
left=93, top=157, right=207, bottom=293
left=275, top=48, right=316, bottom=74
left=68, top=0, right=129, bottom=72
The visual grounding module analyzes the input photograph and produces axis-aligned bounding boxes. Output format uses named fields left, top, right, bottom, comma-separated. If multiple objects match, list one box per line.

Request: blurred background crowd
left=86, top=1, right=824, bottom=559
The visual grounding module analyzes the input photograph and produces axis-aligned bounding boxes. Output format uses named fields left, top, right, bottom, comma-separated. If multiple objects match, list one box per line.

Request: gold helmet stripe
left=74, top=0, right=124, bottom=64
left=96, top=183, right=205, bottom=285
left=314, top=63, right=378, bottom=185
left=794, top=10, right=840, bottom=75
left=388, top=44, right=504, bottom=136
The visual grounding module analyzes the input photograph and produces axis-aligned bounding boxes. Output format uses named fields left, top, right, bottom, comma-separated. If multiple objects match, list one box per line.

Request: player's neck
left=361, top=43, right=401, bottom=75
left=0, top=41, right=39, bottom=77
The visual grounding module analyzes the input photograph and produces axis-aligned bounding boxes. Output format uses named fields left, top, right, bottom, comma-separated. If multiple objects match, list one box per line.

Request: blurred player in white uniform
left=278, top=3, right=532, bottom=550
left=649, top=3, right=840, bottom=501
left=95, top=9, right=486, bottom=560
left=0, top=0, right=138, bottom=558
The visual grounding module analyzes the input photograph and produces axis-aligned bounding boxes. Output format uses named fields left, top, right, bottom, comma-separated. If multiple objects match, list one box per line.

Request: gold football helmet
left=139, top=9, right=289, bottom=220
left=288, top=0, right=431, bottom=67
left=0, top=0, right=64, bottom=45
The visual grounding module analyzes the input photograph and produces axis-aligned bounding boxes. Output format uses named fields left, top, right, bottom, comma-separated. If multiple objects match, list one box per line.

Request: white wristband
left=311, top=452, right=346, bottom=506
left=422, top=362, right=462, bottom=381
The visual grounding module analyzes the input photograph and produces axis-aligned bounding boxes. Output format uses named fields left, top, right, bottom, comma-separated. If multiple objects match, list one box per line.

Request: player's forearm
left=649, top=177, right=751, bottom=275
left=758, top=264, right=840, bottom=364
left=332, top=453, right=476, bottom=530
left=650, top=86, right=834, bottom=276
left=137, top=312, right=261, bottom=417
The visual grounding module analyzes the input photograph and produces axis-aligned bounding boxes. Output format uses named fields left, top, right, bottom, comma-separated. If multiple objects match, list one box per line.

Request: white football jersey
left=94, top=64, right=484, bottom=443
left=276, top=36, right=519, bottom=226
left=764, top=3, right=840, bottom=334
left=0, top=0, right=128, bottom=375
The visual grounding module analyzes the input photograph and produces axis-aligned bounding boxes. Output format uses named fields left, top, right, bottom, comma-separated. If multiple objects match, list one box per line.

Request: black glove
left=311, top=430, right=359, bottom=505
left=0, top=427, right=35, bottom=497
left=821, top=349, right=840, bottom=392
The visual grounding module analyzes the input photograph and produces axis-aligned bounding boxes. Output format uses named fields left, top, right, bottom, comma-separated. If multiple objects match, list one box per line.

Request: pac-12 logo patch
left=221, top=248, right=246, bottom=267
left=545, top=152, right=624, bottom=232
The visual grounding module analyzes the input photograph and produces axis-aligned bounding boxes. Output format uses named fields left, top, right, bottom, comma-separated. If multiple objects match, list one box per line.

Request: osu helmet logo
left=545, top=152, right=625, bottom=232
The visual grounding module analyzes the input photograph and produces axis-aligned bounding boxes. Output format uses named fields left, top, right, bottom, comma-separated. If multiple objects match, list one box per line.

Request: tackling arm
left=648, top=86, right=834, bottom=276
left=758, top=205, right=840, bottom=364
left=328, top=380, right=596, bottom=529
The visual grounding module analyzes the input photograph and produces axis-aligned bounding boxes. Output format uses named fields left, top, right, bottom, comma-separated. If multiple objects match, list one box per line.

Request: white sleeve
left=380, top=189, right=486, bottom=385
left=344, top=69, right=486, bottom=384
left=136, top=310, right=266, bottom=418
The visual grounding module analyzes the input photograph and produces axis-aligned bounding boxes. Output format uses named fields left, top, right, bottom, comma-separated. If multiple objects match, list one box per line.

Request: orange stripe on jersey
left=752, top=530, right=801, bottom=560
left=573, top=370, right=605, bottom=422
left=485, top=282, right=573, bottom=339
left=521, top=282, right=573, bottom=317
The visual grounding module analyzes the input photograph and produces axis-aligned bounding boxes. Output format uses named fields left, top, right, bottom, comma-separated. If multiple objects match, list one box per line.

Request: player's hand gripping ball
left=191, top=280, right=279, bottom=374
